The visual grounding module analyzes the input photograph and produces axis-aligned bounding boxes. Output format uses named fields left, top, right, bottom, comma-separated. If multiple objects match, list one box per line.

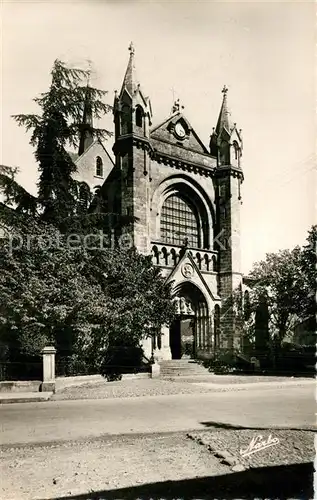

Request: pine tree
left=11, top=59, right=112, bottom=227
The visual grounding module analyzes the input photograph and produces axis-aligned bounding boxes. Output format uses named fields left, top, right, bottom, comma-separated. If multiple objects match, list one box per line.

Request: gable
left=150, top=112, right=209, bottom=155
left=166, top=249, right=220, bottom=303
left=73, top=140, right=114, bottom=191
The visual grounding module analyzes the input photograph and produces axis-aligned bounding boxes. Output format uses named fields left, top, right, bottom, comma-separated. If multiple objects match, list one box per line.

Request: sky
left=1, top=0, right=315, bottom=273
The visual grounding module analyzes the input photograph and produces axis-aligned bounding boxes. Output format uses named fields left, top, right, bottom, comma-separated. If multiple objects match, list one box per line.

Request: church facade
left=74, top=45, right=244, bottom=361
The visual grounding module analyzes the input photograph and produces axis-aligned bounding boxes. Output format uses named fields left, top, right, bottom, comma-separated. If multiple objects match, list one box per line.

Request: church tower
left=113, top=43, right=153, bottom=253
left=78, top=85, right=94, bottom=156
left=210, top=86, right=244, bottom=351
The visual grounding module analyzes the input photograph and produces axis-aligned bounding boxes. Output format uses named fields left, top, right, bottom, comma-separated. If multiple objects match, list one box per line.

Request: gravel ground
left=1, top=429, right=314, bottom=500
left=52, top=377, right=313, bottom=401
left=52, top=379, right=216, bottom=400
left=188, top=428, right=315, bottom=470
left=0, top=432, right=227, bottom=500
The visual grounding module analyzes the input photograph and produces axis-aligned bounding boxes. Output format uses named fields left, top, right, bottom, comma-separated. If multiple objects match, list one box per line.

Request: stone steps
left=159, top=359, right=211, bottom=378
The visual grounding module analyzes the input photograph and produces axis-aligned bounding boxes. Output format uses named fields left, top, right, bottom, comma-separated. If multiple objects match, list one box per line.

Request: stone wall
left=73, top=140, right=114, bottom=192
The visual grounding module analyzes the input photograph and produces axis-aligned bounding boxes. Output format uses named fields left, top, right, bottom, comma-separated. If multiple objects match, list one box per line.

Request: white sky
left=1, top=0, right=316, bottom=273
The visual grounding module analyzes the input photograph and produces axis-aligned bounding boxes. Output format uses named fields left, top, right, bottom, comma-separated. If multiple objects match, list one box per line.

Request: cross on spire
left=86, top=58, right=92, bottom=85
left=222, top=85, right=228, bottom=95
left=172, top=98, right=184, bottom=114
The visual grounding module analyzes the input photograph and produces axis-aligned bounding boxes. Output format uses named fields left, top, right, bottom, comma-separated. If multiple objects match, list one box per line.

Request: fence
left=55, top=357, right=100, bottom=377
left=0, top=360, right=42, bottom=381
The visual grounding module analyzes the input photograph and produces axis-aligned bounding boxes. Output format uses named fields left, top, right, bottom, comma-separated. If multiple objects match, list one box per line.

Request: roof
left=120, top=42, right=139, bottom=97
left=215, top=85, right=232, bottom=135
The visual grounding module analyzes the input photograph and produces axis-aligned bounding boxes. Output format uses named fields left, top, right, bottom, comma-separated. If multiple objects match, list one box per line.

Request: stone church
left=73, top=44, right=244, bottom=361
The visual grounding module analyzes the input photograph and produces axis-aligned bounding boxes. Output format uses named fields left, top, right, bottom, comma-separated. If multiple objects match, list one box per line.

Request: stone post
left=41, top=346, right=56, bottom=392
left=150, top=361, right=160, bottom=378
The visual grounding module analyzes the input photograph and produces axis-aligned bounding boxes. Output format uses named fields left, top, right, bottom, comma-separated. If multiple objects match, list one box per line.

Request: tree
left=4, top=60, right=112, bottom=228
left=0, top=165, right=38, bottom=216
left=248, top=248, right=305, bottom=346
left=83, top=247, right=175, bottom=377
left=0, top=207, right=175, bottom=375
left=0, top=59, right=175, bottom=377
left=246, top=225, right=317, bottom=349
left=0, top=209, right=104, bottom=359
left=299, top=225, right=316, bottom=322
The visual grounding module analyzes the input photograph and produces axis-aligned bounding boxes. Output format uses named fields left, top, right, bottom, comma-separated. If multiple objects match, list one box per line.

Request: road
left=1, top=383, right=315, bottom=446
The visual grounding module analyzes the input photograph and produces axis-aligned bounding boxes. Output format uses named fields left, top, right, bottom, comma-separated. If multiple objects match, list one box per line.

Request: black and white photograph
left=0, top=1, right=315, bottom=499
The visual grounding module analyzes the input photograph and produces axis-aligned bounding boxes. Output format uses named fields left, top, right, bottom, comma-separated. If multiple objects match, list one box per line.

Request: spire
left=120, top=42, right=139, bottom=97
left=78, top=85, right=94, bottom=156
left=215, top=85, right=232, bottom=135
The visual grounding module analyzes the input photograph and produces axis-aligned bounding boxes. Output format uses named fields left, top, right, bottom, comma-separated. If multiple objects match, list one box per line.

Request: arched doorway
left=170, top=283, right=210, bottom=359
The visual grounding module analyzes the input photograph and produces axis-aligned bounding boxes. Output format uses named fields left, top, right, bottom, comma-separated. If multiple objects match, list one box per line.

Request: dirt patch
left=0, top=432, right=227, bottom=500
left=188, top=428, right=315, bottom=470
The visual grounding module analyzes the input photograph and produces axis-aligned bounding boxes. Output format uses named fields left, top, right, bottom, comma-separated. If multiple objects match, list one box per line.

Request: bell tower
left=78, top=85, right=94, bottom=156
left=210, top=86, right=244, bottom=352
left=113, top=43, right=153, bottom=253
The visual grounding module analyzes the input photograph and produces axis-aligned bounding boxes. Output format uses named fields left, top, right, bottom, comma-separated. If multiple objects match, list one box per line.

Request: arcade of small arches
left=152, top=245, right=218, bottom=273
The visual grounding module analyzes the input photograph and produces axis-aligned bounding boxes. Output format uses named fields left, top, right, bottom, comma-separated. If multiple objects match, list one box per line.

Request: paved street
left=1, top=382, right=315, bottom=446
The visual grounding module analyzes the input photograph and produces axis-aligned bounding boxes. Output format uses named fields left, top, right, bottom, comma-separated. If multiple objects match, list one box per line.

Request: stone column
left=154, top=325, right=172, bottom=361
left=141, top=336, right=152, bottom=360
left=41, top=346, right=56, bottom=392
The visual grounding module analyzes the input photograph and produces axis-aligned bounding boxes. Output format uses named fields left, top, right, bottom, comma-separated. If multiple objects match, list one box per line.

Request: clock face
left=175, top=122, right=186, bottom=139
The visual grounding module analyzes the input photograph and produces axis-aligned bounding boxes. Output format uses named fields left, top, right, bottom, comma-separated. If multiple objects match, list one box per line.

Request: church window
left=233, top=141, right=239, bottom=161
left=233, top=141, right=240, bottom=165
left=212, top=255, right=217, bottom=271
left=204, top=253, right=210, bottom=271
left=196, top=252, right=202, bottom=270
left=135, top=106, right=143, bottom=128
left=160, top=194, right=200, bottom=248
left=220, top=141, right=229, bottom=165
left=214, top=304, right=221, bottom=347
left=152, top=245, right=160, bottom=265
left=121, top=105, right=131, bottom=135
left=96, top=156, right=103, bottom=177
left=170, top=248, right=178, bottom=266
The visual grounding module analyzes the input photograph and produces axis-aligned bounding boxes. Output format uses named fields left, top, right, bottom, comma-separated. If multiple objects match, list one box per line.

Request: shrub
left=100, top=343, right=146, bottom=382
left=202, top=350, right=243, bottom=374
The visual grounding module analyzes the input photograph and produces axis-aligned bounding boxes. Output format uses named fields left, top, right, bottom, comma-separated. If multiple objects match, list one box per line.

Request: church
left=73, top=44, right=244, bottom=361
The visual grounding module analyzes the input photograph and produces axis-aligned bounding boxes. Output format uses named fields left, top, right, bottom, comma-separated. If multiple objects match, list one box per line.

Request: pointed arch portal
left=170, top=282, right=211, bottom=359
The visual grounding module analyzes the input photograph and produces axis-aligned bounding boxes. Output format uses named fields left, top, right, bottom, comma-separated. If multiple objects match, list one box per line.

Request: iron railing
left=0, top=361, right=42, bottom=381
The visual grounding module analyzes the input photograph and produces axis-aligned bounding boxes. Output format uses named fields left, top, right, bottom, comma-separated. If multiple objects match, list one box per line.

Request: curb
left=191, top=379, right=315, bottom=391
left=187, top=433, right=247, bottom=472
left=0, top=393, right=53, bottom=404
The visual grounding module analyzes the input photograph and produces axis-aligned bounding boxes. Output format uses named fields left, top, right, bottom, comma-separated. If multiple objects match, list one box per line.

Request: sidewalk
left=0, top=392, right=53, bottom=404
left=192, top=378, right=315, bottom=390
left=52, top=376, right=315, bottom=402
left=0, top=376, right=314, bottom=404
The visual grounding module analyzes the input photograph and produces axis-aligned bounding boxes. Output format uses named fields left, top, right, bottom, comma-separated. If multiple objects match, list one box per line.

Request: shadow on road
left=200, top=421, right=316, bottom=432
left=41, top=461, right=313, bottom=500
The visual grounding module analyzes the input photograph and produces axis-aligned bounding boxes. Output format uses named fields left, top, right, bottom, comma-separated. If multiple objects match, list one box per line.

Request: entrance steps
left=159, top=359, right=211, bottom=378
